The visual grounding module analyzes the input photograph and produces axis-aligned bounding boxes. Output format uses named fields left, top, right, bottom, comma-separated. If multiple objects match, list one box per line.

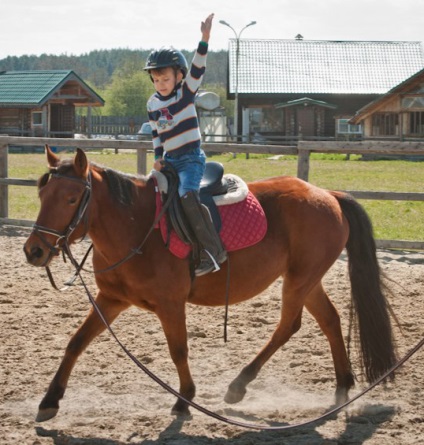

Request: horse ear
left=46, top=144, right=60, bottom=168
left=74, top=148, right=89, bottom=179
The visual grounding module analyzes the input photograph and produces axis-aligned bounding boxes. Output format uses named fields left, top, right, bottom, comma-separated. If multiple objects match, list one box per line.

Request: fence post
left=137, top=147, right=147, bottom=176
left=297, top=148, right=310, bottom=182
left=87, top=106, right=92, bottom=138
left=0, top=143, right=8, bottom=218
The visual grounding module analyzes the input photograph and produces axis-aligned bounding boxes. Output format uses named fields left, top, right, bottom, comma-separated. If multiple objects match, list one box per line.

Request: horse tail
left=333, top=191, right=397, bottom=383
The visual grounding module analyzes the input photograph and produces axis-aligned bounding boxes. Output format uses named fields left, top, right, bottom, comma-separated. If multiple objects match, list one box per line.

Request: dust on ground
left=1, top=225, right=423, bottom=444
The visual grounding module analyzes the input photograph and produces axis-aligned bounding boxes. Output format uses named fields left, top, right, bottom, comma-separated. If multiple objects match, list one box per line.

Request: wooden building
left=350, top=68, right=424, bottom=139
left=0, top=70, right=104, bottom=137
left=225, top=39, right=424, bottom=141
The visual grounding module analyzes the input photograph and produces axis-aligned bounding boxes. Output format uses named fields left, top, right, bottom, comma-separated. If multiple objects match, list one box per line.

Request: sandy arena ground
left=1, top=225, right=423, bottom=444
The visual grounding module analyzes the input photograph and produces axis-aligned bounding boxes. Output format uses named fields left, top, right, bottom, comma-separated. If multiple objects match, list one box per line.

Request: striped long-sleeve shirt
left=147, top=42, right=208, bottom=159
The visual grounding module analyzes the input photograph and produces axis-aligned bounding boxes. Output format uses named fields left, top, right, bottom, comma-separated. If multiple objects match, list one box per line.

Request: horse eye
left=68, top=197, right=78, bottom=205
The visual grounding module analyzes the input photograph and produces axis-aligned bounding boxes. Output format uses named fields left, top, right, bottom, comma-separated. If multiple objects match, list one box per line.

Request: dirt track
left=1, top=225, right=423, bottom=444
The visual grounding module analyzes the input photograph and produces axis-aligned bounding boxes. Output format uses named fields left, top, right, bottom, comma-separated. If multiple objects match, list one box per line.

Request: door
left=296, top=106, right=315, bottom=137
left=50, top=104, right=75, bottom=137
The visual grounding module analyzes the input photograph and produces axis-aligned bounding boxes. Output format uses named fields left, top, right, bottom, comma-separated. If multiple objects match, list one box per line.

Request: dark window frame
left=371, top=113, right=399, bottom=136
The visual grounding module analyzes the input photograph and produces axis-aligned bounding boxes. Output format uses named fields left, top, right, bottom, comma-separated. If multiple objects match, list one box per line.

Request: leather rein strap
left=72, top=260, right=424, bottom=431
left=44, top=165, right=232, bottom=340
left=38, top=170, right=423, bottom=430
left=38, top=169, right=177, bottom=289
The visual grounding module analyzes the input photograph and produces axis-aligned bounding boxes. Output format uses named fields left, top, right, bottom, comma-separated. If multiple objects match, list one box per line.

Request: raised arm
left=201, top=13, right=214, bottom=43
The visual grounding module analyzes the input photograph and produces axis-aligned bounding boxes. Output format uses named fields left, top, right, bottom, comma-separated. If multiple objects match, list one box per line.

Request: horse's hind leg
left=36, top=292, right=128, bottom=422
left=304, top=283, right=355, bottom=404
left=225, top=277, right=305, bottom=404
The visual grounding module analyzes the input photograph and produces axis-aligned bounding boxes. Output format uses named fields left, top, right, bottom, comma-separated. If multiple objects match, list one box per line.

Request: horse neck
left=87, top=171, right=155, bottom=258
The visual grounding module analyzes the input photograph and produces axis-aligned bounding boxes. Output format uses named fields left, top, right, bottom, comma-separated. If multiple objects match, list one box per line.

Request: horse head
left=24, top=145, right=92, bottom=267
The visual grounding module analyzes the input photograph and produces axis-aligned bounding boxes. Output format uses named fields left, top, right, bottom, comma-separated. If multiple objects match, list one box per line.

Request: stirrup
left=195, top=250, right=221, bottom=276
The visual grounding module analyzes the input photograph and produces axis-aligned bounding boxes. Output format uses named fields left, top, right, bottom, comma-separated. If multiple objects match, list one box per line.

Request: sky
left=1, top=0, right=424, bottom=59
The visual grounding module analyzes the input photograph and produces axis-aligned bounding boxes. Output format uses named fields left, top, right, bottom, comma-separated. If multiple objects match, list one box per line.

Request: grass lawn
left=5, top=150, right=424, bottom=242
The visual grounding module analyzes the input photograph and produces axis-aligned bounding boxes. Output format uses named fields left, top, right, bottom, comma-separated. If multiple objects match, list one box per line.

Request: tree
left=99, top=58, right=153, bottom=117
left=0, top=49, right=227, bottom=89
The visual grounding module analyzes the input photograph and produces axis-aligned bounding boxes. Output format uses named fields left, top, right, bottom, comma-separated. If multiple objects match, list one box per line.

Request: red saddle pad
left=154, top=186, right=267, bottom=259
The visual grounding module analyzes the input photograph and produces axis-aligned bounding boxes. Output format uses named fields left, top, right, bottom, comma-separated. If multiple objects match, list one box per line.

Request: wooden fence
left=74, top=115, right=147, bottom=136
left=1, top=135, right=423, bottom=250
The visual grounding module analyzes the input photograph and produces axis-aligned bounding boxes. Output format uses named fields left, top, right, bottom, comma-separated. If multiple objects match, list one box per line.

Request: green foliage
left=98, top=58, right=153, bottom=117
left=0, top=49, right=230, bottom=119
left=0, top=49, right=228, bottom=89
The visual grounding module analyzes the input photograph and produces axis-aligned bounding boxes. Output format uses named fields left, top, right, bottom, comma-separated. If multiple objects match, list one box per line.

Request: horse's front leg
left=37, top=292, right=128, bottom=422
left=157, top=303, right=195, bottom=416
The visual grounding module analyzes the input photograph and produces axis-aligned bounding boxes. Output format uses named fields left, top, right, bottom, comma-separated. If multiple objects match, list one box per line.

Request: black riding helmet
left=144, top=47, right=189, bottom=79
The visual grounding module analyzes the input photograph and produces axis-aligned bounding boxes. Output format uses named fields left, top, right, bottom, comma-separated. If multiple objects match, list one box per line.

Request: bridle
left=32, top=166, right=178, bottom=289
left=31, top=171, right=92, bottom=272
left=32, top=166, right=424, bottom=431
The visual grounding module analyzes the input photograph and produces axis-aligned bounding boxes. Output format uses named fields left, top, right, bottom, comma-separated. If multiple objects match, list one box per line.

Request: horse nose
left=23, top=242, right=46, bottom=266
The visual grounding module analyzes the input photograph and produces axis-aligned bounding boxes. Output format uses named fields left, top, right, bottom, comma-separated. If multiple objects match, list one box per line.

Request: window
left=248, top=107, right=284, bottom=133
left=409, top=111, right=424, bottom=135
left=32, top=111, right=43, bottom=126
left=402, top=96, right=424, bottom=109
left=337, top=119, right=362, bottom=134
left=372, top=113, right=399, bottom=136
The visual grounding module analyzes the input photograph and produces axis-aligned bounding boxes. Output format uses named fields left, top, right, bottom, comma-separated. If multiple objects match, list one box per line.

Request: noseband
left=34, top=162, right=178, bottom=289
left=31, top=171, right=92, bottom=266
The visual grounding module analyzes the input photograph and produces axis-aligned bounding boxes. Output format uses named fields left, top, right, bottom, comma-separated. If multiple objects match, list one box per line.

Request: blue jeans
left=164, top=147, right=206, bottom=197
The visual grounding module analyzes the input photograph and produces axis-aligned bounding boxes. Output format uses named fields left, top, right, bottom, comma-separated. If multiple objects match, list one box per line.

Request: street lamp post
left=219, top=20, right=256, bottom=143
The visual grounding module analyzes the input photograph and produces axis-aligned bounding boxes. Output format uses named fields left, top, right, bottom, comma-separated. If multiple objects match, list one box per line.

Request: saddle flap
left=149, top=163, right=261, bottom=259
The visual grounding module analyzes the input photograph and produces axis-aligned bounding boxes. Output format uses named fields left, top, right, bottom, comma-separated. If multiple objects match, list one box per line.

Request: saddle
left=151, top=162, right=267, bottom=259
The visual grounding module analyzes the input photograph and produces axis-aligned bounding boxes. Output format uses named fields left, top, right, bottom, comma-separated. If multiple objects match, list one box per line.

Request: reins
left=47, top=163, right=233, bottom=340
left=43, top=221, right=424, bottom=431
left=39, top=167, right=178, bottom=290
left=66, top=259, right=424, bottom=431
left=35, top=165, right=424, bottom=430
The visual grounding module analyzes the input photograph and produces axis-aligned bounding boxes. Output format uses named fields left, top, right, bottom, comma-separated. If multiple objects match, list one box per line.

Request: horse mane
left=39, top=159, right=149, bottom=207
left=90, top=163, right=147, bottom=207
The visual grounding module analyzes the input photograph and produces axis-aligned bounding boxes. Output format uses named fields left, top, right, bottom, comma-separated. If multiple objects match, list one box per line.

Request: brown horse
left=24, top=146, right=397, bottom=422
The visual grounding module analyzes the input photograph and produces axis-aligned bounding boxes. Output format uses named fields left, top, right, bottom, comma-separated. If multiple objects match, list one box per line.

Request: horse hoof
left=36, top=407, right=59, bottom=422
left=224, top=385, right=246, bottom=404
left=335, top=387, right=349, bottom=406
left=171, top=401, right=191, bottom=418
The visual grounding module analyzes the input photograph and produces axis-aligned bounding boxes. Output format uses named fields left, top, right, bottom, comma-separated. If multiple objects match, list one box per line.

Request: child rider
left=144, top=13, right=227, bottom=276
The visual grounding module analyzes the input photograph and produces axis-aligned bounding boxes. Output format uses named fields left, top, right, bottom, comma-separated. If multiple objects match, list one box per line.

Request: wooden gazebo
left=0, top=70, right=104, bottom=137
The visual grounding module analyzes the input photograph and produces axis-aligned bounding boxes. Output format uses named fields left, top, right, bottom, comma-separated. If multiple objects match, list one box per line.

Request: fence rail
left=74, top=115, right=147, bottom=136
left=1, top=136, right=424, bottom=250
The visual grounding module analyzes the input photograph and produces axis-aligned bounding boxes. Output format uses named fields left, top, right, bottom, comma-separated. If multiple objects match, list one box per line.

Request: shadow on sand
left=35, top=402, right=395, bottom=445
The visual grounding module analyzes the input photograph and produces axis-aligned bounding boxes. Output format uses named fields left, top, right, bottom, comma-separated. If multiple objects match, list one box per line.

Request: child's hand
left=201, top=13, right=214, bottom=43
left=153, top=158, right=164, bottom=171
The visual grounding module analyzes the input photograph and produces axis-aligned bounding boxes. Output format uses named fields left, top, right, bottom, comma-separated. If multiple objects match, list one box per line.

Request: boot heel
left=204, top=250, right=221, bottom=272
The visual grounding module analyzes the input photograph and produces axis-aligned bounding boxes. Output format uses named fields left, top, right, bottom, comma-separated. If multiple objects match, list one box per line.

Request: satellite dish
left=195, top=91, right=220, bottom=110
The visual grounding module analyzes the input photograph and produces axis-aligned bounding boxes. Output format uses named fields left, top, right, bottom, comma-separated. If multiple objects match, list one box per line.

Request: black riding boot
left=181, top=191, right=227, bottom=276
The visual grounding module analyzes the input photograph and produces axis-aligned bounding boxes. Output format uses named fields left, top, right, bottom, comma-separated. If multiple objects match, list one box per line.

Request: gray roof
left=227, top=39, right=424, bottom=95
left=0, top=70, right=104, bottom=107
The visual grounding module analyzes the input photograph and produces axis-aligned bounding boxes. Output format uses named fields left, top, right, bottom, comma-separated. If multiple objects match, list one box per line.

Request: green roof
left=0, top=70, right=104, bottom=106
